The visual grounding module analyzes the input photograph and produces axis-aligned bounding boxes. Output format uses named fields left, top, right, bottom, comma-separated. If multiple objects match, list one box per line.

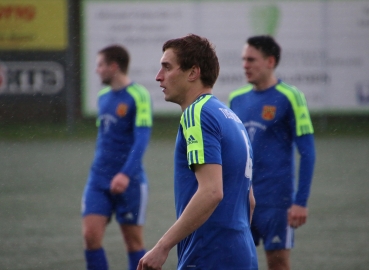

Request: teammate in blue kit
left=138, top=34, right=258, bottom=270
left=229, top=36, right=316, bottom=270
left=81, top=45, right=152, bottom=270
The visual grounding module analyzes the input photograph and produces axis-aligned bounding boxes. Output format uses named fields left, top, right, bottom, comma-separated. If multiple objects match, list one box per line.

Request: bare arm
left=249, top=186, right=255, bottom=224
left=138, top=163, right=223, bottom=270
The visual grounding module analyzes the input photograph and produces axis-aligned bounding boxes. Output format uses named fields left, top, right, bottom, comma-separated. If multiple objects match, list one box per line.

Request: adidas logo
left=124, top=212, right=134, bottom=220
left=300, top=113, right=307, bottom=119
left=271, top=235, right=281, bottom=243
left=187, top=135, right=198, bottom=145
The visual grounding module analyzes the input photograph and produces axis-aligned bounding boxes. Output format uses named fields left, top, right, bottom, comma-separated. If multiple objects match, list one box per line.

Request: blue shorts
left=81, top=172, right=149, bottom=225
left=178, top=225, right=258, bottom=270
left=251, top=207, right=294, bottom=251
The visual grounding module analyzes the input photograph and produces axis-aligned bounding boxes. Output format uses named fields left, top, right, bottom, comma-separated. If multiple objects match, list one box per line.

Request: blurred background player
left=229, top=35, right=316, bottom=270
left=138, top=34, right=258, bottom=270
left=81, top=45, right=152, bottom=270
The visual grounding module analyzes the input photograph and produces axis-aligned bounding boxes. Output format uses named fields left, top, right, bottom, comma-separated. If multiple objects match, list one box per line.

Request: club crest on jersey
left=262, top=105, right=276, bottom=120
left=116, top=103, right=128, bottom=117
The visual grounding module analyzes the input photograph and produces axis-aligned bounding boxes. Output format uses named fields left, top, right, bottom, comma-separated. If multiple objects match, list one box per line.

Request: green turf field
left=1, top=122, right=369, bottom=269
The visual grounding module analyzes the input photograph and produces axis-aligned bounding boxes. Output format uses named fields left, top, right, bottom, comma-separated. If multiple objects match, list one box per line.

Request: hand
left=287, top=204, right=308, bottom=228
left=137, top=245, right=170, bottom=270
left=110, top=173, right=129, bottom=194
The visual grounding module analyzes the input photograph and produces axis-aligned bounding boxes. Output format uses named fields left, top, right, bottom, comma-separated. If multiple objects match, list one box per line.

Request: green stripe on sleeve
left=127, top=84, right=153, bottom=127
left=276, top=82, right=314, bottom=136
left=180, top=95, right=212, bottom=166
left=98, top=86, right=110, bottom=97
left=228, top=84, right=253, bottom=106
left=96, top=87, right=111, bottom=127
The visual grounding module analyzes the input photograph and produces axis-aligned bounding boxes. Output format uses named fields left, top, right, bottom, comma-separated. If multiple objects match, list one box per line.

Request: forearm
left=249, top=186, right=255, bottom=223
left=295, top=134, right=316, bottom=206
left=155, top=180, right=222, bottom=251
left=295, top=156, right=314, bottom=206
left=120, top=127, right=151, bottom=177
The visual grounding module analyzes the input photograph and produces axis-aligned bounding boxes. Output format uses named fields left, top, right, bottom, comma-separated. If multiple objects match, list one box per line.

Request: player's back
left=208, top=97, right=253, bottom=229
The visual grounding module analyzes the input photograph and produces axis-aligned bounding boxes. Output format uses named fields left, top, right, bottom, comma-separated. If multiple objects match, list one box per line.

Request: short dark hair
left=99, top=45, right=130, bottom=74
left=247, top=35, right=281, bottom=67
left=162, top=34, right=220, bottom=88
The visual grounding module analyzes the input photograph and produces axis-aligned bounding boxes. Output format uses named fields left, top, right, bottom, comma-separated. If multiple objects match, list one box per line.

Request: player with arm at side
left=81, top=45, right=152, bottom=270
left=229, top=35, right=315, bottom=270
left=138, top=34, right=258, bottom=270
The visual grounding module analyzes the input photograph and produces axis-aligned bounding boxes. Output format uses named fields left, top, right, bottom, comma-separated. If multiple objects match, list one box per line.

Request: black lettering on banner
left=0, top=61, right=64, bottom=95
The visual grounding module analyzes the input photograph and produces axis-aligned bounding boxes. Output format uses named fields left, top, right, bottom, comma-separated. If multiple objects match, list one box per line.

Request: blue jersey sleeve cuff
left=120, top=126, right=151, bottom=178
left=294, top=134, right=316, bottom=207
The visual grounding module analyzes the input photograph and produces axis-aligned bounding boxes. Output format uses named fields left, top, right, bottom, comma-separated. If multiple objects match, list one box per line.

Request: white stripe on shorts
left=137, top=183, right=149, bottom=225
left=285, top=225, right=294, bottom=249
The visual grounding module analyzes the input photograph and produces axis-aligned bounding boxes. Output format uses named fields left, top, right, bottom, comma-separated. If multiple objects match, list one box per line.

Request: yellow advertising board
left=0, top=0, right=67, bottom=50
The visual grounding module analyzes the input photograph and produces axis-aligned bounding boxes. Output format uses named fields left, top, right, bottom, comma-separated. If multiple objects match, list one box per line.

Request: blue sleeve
left=119, top=126, right=151, bottom=178
left=294, top=133, right=315, bottom=207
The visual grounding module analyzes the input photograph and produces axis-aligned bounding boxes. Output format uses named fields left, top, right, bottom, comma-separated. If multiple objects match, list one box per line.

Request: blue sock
left=128, top=249, right=146, bottom=270
left=85, top=248, right=108, bottom=270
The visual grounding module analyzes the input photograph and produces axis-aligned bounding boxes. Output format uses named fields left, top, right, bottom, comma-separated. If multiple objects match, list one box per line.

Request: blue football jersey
left=90, top=83, right=152, bottom=189
left=174, top=94, right=258, bottom=270
left=229, top=80, right=314, bottom=208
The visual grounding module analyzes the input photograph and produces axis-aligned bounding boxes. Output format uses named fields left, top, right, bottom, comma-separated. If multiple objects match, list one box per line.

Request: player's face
left=96, top=54, right=114, bottom=85
left=156, top=48, right=190, bottom=105
left=242, top=44, right=274, bottom=86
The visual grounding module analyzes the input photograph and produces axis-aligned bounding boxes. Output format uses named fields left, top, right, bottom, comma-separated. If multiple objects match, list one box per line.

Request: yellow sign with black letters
left=0, top=0, right=67, bottom=50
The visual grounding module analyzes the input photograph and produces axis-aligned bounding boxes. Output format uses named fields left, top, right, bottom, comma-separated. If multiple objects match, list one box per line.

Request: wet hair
left=99, top=45, right=130, bottom=73
left=162, top=34, right=220, bottom=88
left=247, top=35, right=281, bottom=67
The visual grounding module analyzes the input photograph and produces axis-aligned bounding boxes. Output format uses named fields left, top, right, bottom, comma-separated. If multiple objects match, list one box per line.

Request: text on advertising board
left=0, top=61, right=64, bottom=95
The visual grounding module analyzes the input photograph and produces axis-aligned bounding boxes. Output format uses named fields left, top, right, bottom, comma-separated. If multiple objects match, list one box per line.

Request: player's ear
left=110, top=61, right=119, bottom=72
left=188, top=65, right=200, bottom=82
left=267, top=56, right=276, bottom=69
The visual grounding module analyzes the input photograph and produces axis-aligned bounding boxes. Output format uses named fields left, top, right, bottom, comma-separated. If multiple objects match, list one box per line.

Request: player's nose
left=156, top=69, right=163, bottom=81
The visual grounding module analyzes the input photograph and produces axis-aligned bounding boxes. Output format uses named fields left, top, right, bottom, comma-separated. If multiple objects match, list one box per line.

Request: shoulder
left=197, top=95, right=224, bottom=119
left=98, top=87, right=111, bottom=98
left=180, top=95, right=217, bottom=129
left=276, top=81, right=314, bottom=135
left=275, top=81, right=302, bottom=94
left=229, top=84, right=253, bottom=103
left=275, top=81, right=307, bottom=106
left=126, top=83, right=151, bottom=103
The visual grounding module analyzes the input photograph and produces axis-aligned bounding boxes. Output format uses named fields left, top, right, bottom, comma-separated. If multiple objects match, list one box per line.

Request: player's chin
left=246, top=77, right=254, bottom=84
left=102, top=78, right=111, bottom=85
left=164, top=94, right=173, bottom=102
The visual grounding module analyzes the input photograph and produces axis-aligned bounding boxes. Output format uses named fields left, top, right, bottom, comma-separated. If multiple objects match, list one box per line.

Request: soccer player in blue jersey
left=81, top=45, right=152, bottom=270
left=229, top=36, right=316, bottom=270
left=138, top=34, right=258, bottom=270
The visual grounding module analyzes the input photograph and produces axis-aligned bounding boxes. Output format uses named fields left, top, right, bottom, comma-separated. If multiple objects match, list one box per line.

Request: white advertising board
left=82, top=0, right=369, bottom=116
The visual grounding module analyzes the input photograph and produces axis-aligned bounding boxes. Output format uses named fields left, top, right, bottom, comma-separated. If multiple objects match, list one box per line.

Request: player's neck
left=253, top=76, right=278, bottom=91
left=110, top=74, right=131, bottom=91
left=180, top=86, right=212, bottom=111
